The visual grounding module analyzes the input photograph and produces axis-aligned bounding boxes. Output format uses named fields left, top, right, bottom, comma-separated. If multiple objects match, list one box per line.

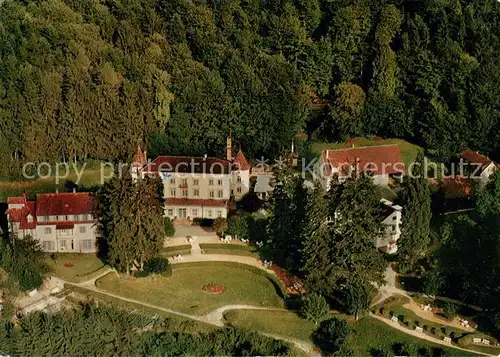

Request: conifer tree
left=398, top=151, right=431, bottom=270
left=267, top=168, right=307, bottom=272
left=302, top=174, right=386, bottom=297
left=100, top=169, right=164, bottom=274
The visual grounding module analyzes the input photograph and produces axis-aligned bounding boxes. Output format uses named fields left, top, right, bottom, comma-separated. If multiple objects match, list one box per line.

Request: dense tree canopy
left=1, top=0, right=500, bottom=176
left=0, top=304, right=292, bottom=356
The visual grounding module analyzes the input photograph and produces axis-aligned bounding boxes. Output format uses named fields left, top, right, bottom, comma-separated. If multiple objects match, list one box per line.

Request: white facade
left=375, top=199, right=402, bottom=254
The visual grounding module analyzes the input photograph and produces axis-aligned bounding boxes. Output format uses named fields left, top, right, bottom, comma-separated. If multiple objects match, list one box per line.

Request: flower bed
left=270, top=265, right=305, bottom=295
left=64, top=262, right=73, bottom=268
left=202, top=283, right=225, bottom=295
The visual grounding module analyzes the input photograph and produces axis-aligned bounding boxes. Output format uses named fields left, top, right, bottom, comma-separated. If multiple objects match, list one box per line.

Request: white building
left=461, top=150, right=497, bottom=190
left=376, top=199, right=402, bottom=254
left=6, top=192, right=99, bottom=253
left=132, top=138, right=251, bottom=221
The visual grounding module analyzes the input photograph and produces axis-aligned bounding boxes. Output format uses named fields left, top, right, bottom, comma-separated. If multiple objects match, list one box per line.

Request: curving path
left=61, top=261, right=491, bottom=357
left=66, top=267, right=318, bottom=356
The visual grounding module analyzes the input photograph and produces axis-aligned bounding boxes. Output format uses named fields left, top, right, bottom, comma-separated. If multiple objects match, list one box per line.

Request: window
left=58, top=215, right=64, bottom=221
left=392, top=226, right=396, bottom=232
left=209, top=191, right=215, bottom=198
left=207, top=210, right=212, bottom=218
left=167, top=209, right=174, bottom=216
left=170, top=189, right=176, bottom=197
left=87, top=214, right=93, bottom=221
left=170, top=178, right=176, bottom=184
left=193, top=179, right=199, bottom=186
left=27, top=215, right=33, bottom=223
left=192, top=208, right=198, bottom=217
left=182, top=190, right=188, bottom=197
left=41, top=216, right=49, bottom=222
left=209, top=179, right=214, bottom=186
left=79, top=226, right=87, bottom=234
left=237, top=187, right=242, bottom=193
left=237, top=176, right=242, bottom=183
left=217, top=179, right=223, bottom=186
left=181, top=178, right=187, bottom=186
left=217, top=190, right=223, bottom=198
left=217, top=210, right=222, bottom=218
left=42, top=241, right=55, bottom=251
left=59, top=229, right=73, bottom=236
left=44, top=227, right=52, bottom=235
left=392, top=216, right=397, bottom=220
left=194, top=189, right=199, bottom=197
left=83, top=239, right=93, bottom=250
left=59, top=240, right=66, bottom=248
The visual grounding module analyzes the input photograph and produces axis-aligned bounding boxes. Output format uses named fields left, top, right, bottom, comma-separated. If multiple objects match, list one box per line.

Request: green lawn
left=47, top=253, right=107, bottom=283
left=162, top=245, right=192, bottom=257
left=0, top=164, right=111, bottom=202
left=65, top=283, right=218, bottom=335
left=312, top=138, right=422, bottom=169
left=95, top=262, right=284, bottom=315
left=225, top=309, right=475, bottom=356
left=199, top=244, right=260, bottom=258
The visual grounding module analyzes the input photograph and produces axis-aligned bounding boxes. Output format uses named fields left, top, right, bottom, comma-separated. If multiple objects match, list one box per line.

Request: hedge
left=161, top=245, right=191, bottom=257
left=199, top=244, right=259, bottom=257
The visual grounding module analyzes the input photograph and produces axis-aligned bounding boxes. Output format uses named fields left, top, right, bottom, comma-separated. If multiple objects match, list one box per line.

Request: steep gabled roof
left=323, top=145, right=405, bottom=176
left=132, top=143, right=147, bottom=167
left=461, top=150, right=494, bottom=173
left=36, top=193, right=96, bottom=216
left=142, top=156, right=231, bottom=175
left=232, top=149, right=251, bottom=171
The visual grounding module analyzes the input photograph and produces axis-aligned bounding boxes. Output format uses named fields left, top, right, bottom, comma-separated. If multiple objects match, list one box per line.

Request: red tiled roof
left=7, top=201, right=37, bottom=229
left=7, top=194, right=27, bottom=205
left=461, top=150, right=493, bottom=172
left=323, top=145, right=405, bottom=176
left=132, top=143, right=146, bottom=167
left=233, top=149, right=251, bottom=171
left=442, top=176, right=472, bottom=198
left=36, top=193, right=96, bottom=216
left=143, top=156, right=231, bottom=175
left=166, top=198, right=229, bottom=207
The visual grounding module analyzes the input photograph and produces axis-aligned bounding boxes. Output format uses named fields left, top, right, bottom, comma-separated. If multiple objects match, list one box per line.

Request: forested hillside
left=1, top=0, right=500, bottom=176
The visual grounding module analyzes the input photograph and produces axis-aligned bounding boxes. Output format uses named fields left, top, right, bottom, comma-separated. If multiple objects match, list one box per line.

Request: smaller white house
left=461, top=150, right=497, bottom=190
left=376, top=199, right=402, bottom=254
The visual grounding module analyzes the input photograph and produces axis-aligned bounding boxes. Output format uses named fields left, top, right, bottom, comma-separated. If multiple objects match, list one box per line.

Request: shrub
left=300, top=293, right=329, bottom=325
left=164, top=217, right=175, bottom=236
left=143, top=257, right=171, bottom=276
left=442, top=302, right=457, bottom=320
left=312, top=318, right=351, bottom=355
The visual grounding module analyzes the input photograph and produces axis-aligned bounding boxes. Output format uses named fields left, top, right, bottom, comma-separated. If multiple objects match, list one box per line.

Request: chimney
left=204, top=153, right=208, bottom=159
left=143, top=150, right=147, bottom=162
left=226, top=137, right=232, bottom=161
left=291, top=140, right=295, bottom=153
left=56, top=187, right=59, bottom=193
left=73, top=187, right=76, bottom=193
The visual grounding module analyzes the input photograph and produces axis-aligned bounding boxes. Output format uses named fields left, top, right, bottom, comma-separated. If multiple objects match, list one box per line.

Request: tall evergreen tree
left=302, top=174, right=386, bottom=297
left=100, top=169, right=164, bottom=274
left=397, top=151, right=432, bottom=270
left=267, top=168, right=307, bottom=272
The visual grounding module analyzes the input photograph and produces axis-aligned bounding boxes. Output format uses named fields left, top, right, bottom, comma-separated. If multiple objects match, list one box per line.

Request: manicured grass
left=65, top=283, right=218, bottom=334
left=95, top=262, right=284, bottom=315
left=225, top=309, right=317, bottom=342
left=225, top=309, right=475, bottom=356
left=47, top=253, right=107, bottom=283
left=312, top=138, right=422, bottom=169
left=350, top=316, right=476, bottom=356
left=162, top=245, right=191, bottom=257
left=0, top=165, right=110, bottom=202
left=200, top=244, right=260, bottom=258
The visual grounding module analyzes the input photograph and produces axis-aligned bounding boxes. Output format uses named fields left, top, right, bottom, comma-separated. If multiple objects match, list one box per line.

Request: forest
left=0, top=304, right=292, bottom=355
left=1, top=0, right=500, bottom=177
